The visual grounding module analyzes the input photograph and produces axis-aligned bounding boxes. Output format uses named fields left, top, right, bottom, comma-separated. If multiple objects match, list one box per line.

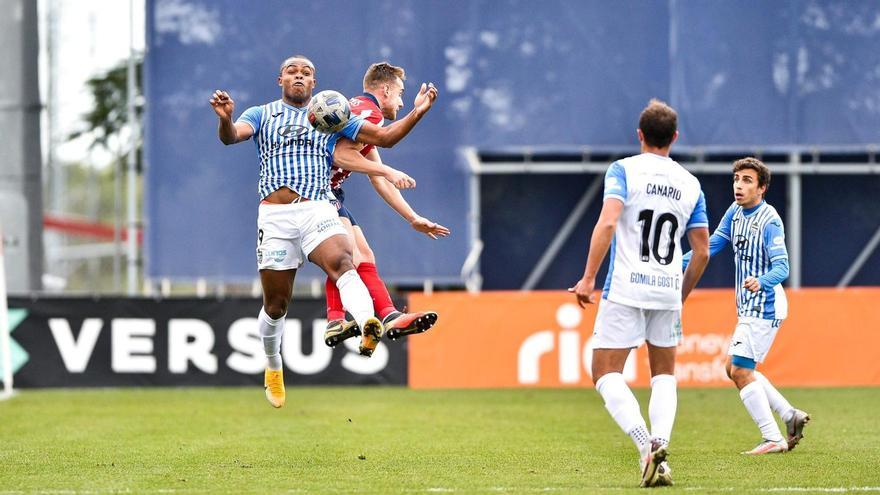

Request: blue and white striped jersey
left=714, top=201, right=789, bottom=320
left=600, top=153, right=708, bottom=310
left=236, top=100, right=365, bottom=200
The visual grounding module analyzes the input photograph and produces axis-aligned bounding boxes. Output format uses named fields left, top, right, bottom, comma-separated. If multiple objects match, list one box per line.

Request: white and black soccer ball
left=307, top=90, right=351, bottom=134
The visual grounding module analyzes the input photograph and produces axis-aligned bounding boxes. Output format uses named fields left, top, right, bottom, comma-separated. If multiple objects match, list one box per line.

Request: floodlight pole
left=126, top=0, right=138, bottom=295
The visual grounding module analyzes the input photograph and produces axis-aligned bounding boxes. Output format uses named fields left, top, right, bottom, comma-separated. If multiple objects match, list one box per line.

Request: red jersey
left=330, top=94, right=384, bottom=190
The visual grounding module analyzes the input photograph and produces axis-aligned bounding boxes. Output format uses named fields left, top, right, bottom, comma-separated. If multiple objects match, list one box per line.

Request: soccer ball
left=307, top=90, right=351, bottom=134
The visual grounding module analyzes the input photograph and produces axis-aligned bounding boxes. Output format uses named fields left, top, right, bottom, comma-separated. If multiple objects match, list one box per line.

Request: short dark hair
left=363, top=62, right=406, bottom=89
left=639, top=99, right=677, bottom=148
left=279, top=55, right=315, bottom=74
left=733, top=157, right=771, bottom=193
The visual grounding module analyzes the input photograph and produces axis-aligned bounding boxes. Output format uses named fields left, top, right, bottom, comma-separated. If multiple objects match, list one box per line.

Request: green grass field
left=1, top=387, right=878, bottom=494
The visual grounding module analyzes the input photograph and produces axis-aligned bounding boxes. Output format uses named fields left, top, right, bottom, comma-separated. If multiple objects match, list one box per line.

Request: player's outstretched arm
left=210, top=90, right=254, bottom=145
left=682, top=227, right=710, bottom=302
left=355, top=83, right=438, bottom=148
left=333, top=138, right=415, bottom=189
left=365, top=149, right=450, bottom=239
left=569, top=199, right=623, bottom=308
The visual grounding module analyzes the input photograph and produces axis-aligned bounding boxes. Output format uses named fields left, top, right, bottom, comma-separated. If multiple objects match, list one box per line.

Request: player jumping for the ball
left=323, top=62, right=449, bottom=349
left=210, top=55, right=437, bottom=408
left=683, top=157, right=810, bottom=455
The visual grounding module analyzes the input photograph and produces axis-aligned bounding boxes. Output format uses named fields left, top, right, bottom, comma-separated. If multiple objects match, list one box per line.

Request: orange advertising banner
left=408, top=288, right=880, bottom=389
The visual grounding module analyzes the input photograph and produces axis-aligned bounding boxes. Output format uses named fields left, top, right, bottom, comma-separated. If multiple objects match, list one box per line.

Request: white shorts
left=592, top=298, right=682, bottom=349
left=256, top=200, right=348, bottom=271
left=727, top=317, right=783, bottom=364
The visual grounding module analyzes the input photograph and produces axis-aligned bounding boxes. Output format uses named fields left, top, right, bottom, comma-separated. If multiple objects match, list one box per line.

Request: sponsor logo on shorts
left=269, top=250, right=287, bottom=262
left=316, top=218, right=341, bottom=233
left=258, top=249, right=287, bottom=263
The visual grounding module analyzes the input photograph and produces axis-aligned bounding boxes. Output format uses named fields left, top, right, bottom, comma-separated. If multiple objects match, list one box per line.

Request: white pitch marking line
left=763, top=489, right=880, bottom=493
left=683, top=487, right=880, bottom=493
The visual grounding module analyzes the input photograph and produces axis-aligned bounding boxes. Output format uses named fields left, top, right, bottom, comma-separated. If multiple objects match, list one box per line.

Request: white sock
left=648, top=374, right=677, bottom=446
left=739, top=381, right=784, bottom=442
left=258, top=307, right=284, bottom=370
left=755, top=371, right=795, bottom=423
left=336, top=269, right=375, bottom=330
left=596, top=372, right=650, bottom=455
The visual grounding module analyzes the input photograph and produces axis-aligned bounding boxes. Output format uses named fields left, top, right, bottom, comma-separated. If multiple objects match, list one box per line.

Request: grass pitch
left=0, top=386, right=878, bottom=494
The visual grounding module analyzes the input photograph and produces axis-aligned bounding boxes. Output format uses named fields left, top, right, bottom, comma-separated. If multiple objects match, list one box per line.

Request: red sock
left=325, top=276, right=345, bottom=321
left=356, top=262, right=397, bottom=319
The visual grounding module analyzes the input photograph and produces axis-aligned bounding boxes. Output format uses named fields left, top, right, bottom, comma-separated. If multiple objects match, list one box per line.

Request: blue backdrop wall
left=145, top=0, right=880, bottom=287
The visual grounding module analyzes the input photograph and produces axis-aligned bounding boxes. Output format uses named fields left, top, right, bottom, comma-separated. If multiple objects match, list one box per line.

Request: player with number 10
left=569, top=99, right=710, bottom=488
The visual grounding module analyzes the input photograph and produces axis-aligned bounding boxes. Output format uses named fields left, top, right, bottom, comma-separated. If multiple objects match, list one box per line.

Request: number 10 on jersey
left=637, top=209, right=679, bottom=266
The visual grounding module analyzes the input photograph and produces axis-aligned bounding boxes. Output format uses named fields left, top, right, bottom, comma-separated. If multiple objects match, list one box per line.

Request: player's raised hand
left=743, top=276, right=762, bottom=293
left=210, top=90, right=235, bottom=120
left=385, top=168, right=416, bottom=189
left=411, top=216, right=450, bottom=239
left=413, top=82, right=438, bottom=115
left=568, top=277, right=598, bottom=308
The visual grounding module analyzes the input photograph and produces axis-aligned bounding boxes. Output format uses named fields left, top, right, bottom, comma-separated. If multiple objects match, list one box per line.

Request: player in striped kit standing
left=323, top=62, right=450, bottom=349
left=570, top=99, right=710, bottom=487
left=209, top=55, right=438, bottom=408
left=683, top=157, right=810, bottom=454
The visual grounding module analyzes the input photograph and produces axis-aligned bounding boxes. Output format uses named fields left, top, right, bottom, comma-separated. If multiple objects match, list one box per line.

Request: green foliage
left=0, top=387, right=877, bottom=493
left=69, top=58, right=143, bottom=164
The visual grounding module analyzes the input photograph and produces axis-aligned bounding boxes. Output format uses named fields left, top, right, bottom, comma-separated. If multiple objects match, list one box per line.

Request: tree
left=69, top=57, right=144, bottom=170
